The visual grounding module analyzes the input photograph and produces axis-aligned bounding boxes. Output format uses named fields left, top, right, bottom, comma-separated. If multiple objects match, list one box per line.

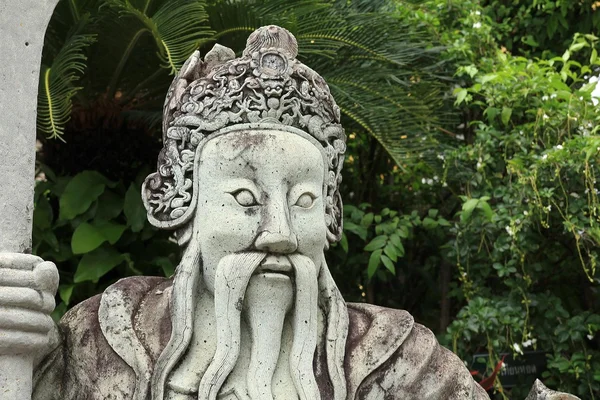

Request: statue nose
left=254, top=230, right=298, bottom=254
left=254, top=204, right=298, bottom=254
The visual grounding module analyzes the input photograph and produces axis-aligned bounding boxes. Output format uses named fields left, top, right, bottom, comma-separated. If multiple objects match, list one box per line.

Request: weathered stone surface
left=0, top=1, right=60, bottom=399
left=525, top=380, right=580, bottom=400
left=0, top=0, right=59, bottom=253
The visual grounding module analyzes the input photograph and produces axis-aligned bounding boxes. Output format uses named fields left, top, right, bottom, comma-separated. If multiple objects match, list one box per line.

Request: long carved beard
left=197, top=252, right=321, bottom=400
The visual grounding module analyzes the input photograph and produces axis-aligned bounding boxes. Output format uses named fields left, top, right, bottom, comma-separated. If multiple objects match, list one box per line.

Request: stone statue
left=0, top=25, right=579, bottom=400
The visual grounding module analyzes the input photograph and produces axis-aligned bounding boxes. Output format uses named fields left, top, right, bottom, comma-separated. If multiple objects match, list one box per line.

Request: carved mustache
left=253, top=254, right=293, bottom=275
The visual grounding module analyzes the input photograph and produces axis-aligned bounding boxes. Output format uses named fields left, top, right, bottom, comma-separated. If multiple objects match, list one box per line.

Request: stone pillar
left=0, top=0, right=59, bottom=398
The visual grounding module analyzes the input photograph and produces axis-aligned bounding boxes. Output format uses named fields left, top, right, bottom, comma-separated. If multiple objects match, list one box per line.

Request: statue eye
left=294, top=193, right=315, bottom=209
left=232, top=189, right=259, bottom=207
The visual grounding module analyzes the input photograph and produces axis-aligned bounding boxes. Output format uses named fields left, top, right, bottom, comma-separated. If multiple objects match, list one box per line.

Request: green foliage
left=327, top=200, right=453, bottom=325
left=33, top=167, right=179, bottom=319
left=105, top=0, right=214, bottom=74
left=481, top=0, right=600, bottom=58
left=445, top=33, right=600, bottom=398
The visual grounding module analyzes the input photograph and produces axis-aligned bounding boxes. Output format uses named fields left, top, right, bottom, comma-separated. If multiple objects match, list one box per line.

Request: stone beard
left=162, top=252, right=321, bottom=400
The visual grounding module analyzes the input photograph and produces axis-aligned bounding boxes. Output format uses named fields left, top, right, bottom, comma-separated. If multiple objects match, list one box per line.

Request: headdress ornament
left=142, top=25, right=346, bottom=242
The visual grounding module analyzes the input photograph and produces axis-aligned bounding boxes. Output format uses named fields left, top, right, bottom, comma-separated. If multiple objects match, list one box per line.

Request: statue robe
left=32, top=276, right=489, bottom=400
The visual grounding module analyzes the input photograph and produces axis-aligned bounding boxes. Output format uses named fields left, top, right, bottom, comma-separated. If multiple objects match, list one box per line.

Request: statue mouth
left=255, top=254, right=292, bottom=276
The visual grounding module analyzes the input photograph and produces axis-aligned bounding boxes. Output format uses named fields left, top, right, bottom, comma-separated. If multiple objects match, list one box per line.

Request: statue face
left=194, top=129, right=328, bottom=293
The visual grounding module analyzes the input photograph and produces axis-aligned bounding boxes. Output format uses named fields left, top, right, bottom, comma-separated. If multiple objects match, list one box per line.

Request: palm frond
left=106, top=0, right=214, bottom=74
left=37, top=31, right=96, bottom=140
left=203, top=0, right=453, bottom=166
left=328, top=77, right=442, bottom=167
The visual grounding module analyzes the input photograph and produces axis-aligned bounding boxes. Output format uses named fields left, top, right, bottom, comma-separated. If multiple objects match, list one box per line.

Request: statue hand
left=0, top=253, right=59, bottom=355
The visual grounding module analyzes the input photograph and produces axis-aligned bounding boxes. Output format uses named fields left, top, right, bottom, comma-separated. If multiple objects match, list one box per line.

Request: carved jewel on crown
left=143, top=26, right=346, bottom=244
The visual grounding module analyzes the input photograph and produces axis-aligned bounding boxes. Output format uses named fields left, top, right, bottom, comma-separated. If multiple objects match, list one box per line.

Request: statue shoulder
left=59, top=275, right=171, bottom=334
left=98, top=275, right=173, bottom=362
left=33, top=276, right=173, bottom=400
left=345, top=303, right=489, bottom=400
left=346, top=302, right=415, bottom=352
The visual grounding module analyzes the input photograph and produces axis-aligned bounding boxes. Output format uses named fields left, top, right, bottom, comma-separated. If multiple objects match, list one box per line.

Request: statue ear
left=326, top=190, right=343, bottom=244
left=141, top=162, right=195, bottom=230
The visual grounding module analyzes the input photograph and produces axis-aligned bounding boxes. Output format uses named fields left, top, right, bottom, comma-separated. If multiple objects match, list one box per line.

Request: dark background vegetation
left=34, top=0, right=600, bottom=397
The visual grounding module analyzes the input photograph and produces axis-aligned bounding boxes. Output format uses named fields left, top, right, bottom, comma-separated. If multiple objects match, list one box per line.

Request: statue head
left=142, top=25, right=346, bottom=244
left=142, top=26, right=349, bottom=400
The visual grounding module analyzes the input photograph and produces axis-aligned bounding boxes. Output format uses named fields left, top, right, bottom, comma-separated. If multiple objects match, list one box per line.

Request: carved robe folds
left=33, top=276, right=488, bottom=400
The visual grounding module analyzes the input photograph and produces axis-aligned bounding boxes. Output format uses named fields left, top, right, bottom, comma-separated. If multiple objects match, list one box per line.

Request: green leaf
left=522, top=35, right=539, bottom=47
left=37, top=24, right=96, bottom=140
left=484, top=107, right=499, bottom=123
left=367, top=249, right=382, bottom=280
left=438, top=218, right=451, bottom=227
left=59, top=284, right=75, bottom=306
left=380, top=255, right=396, bottom=274
left=51, top=303, right=67, bottom=322
left=153, top=256, right=175, bottom=277
left=95, top=190, right=124, bottom=221
left=34, top=195, right=53, bottom=230
left=59, top=171, right=115, bottom=221
left=397, top=225, right=409, bottom=238
left=364, top=235, right=388, bottom=251
left=389, top=233, right=402, bottom=251
left=344, top=221, right=368, bottom=241
left=501, top=106, right=512, bottom=126
left=383, top=243, right=398, bottom=262
left=463, top=65, right=478, bottom=78
left=43, top=242, right=72, bottom=262
left=422, top=217, right=438, bottom=230
left=569, top=41, right=587, bottom=52
left=124, top=184, right=147, bottom=232
left=38, top=230, right=60, bottom=251
left=95, top=221, right=127, bottom=244
left=461, top=198, right=480, bottom=222
left=340, top=232, right=349, bottom=253
left=479, top=74, right=498, bottom=84
left=454, top=88, right=468, bottom=105
left=71, top=222, right=106, bottom=254
left=71, top=221, right=126, bottom=254
left=476, top=201, right=494, bottom=221
left=74, top=246, right=127, bottom=283
left=394, top=239, right=405, bottom=257
left=428, top=209, right=438, bottom=218
left=360, top=212, right=374, bottom=227
left=591, top=48, right=598, bottom=64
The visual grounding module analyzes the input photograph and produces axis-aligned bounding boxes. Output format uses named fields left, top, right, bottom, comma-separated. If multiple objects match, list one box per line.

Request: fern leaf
left=37, top=33, right=96, bottom=140
left=107, top=0, right=214, bottom=74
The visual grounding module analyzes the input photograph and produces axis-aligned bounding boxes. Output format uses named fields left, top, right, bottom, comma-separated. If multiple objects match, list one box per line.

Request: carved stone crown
left=142, top=25, right=346, bottom=243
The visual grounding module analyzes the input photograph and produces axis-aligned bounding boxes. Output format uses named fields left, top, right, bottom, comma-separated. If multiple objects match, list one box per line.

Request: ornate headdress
left=142, top=25, right=346, bottom=242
